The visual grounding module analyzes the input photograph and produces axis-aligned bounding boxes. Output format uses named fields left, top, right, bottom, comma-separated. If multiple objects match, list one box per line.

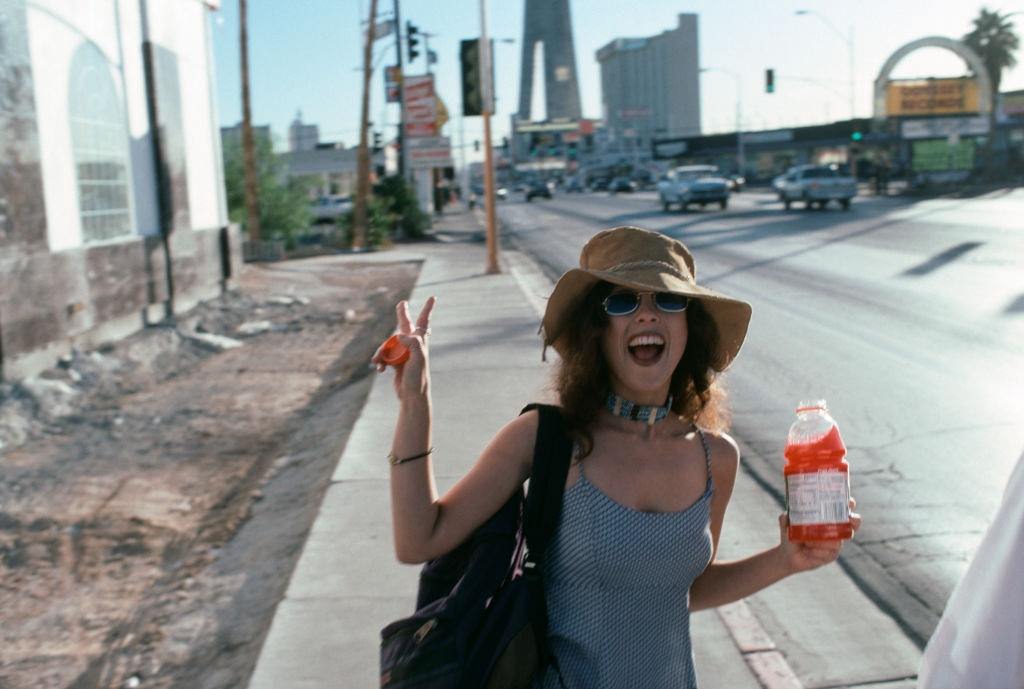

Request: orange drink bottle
left=784, top=400, right=853, bottom=541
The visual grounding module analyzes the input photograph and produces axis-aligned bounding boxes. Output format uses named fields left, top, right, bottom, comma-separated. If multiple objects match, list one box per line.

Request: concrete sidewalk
left=248, top=209, right=920, bottom=689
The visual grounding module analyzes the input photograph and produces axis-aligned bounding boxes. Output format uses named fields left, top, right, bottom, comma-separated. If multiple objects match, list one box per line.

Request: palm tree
left=963, top=8, right=1020, bottom=95
left=240, top=0, right=261, bottom=242
left=963, top=8, right=1020, bottom=170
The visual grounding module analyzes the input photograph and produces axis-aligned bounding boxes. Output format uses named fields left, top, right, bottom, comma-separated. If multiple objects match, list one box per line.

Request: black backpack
left=379, top=404, right=573, bottom=689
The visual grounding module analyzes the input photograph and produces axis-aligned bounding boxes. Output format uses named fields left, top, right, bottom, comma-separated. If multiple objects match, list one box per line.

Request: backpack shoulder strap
left=519, top=403, right=572, bottom=556
left=518, top=403, right=572, bottom=670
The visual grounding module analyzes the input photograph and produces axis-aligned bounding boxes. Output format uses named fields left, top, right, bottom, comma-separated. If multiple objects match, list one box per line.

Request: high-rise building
left=517, top=0, right=582, bottom=122
left=288, top=111, right=319, bottom=152
left=596, top=14, right=700, bottom=154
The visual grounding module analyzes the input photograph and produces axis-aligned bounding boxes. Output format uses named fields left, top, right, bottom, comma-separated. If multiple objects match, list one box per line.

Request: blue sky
left=211, top=1, right=1024, bottom=157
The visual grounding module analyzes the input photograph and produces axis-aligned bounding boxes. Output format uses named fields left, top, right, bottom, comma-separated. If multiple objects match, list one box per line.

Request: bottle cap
left=795, top=399, right=827, bottom=413
left=380, top=334, right=410, bottom=367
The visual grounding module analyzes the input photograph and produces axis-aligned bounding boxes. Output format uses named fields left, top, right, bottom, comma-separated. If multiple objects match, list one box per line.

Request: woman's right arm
left=373, top=298, right=537, bottom=564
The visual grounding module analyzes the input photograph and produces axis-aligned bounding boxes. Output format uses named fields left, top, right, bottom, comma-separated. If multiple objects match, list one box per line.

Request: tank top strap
left=572, top=440, right=585, bottom=479
left=693, top=424, right=713, bottom=490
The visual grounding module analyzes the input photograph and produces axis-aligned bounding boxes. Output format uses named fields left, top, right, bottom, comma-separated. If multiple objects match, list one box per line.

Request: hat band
left=603, top=260, right=693, bottom=282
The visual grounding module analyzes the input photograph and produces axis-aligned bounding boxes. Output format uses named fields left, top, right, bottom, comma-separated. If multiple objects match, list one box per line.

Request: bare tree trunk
left=240, top=0, right=261, bottom=242
left=353, top=0, right=379, bottom=250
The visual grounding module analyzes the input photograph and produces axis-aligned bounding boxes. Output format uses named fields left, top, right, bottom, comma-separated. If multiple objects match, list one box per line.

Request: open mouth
left=627, top=333, right=665, bottom=366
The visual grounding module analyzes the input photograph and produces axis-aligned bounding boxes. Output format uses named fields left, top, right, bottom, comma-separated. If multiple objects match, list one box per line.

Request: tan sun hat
left=541, top=226, right=752, bottom=371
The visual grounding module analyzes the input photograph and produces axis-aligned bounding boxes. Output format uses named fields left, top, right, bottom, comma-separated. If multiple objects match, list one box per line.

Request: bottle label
left=786, top=469, right=850, bottom=525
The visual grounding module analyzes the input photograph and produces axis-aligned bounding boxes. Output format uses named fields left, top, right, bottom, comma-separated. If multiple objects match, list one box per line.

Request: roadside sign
left=407, top=136, right=452, bottom=169
left=403, top=74, right=439, bottom=137
left=901, top=116, right=989, bottom=140
left=406, top=99, right=437, bottom=123
left=405, top=122, right=437, bottom=138
left=385, top=66, right=401, bottom=103
left=404, top=75, right=434, bottom=102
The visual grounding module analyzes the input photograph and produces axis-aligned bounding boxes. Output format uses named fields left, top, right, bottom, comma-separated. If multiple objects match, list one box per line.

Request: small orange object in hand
left=379, top=334, right=410, bottom=367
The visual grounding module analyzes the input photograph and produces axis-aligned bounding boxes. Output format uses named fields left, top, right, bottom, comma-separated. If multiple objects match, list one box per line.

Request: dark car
left=525, top=181, right=552, bottom=201
left=589, top=178, right=610, bottom=192
left=608, top=176, right=636, bottom=193
left=565, top=177, right=585, bottom=193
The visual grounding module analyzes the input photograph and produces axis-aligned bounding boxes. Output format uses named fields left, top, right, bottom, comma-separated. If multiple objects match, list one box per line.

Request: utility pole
left=393, top=0, right=405, bottom=177
left=353, top=0, right=379, bottom=250
left=239, top=0, right=261, bottom=242
left=479, top=0, right=499, bottom=274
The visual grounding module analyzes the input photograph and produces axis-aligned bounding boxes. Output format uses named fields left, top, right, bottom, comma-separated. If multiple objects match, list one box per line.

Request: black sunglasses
left=602, top=291, right=690, bottom=316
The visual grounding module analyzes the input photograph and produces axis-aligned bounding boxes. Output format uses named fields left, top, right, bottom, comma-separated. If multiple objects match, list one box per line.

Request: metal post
left=393, top=0, right=405, bottom=177
left=480, top=0, right=499, bottom=274
left=423, top=32, right=433, bottom=75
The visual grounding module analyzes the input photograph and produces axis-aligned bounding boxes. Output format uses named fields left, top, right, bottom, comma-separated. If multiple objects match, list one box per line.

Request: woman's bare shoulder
left=488, top=408, right=540, bottom=477
left=700, top=429, right=740, bottom=474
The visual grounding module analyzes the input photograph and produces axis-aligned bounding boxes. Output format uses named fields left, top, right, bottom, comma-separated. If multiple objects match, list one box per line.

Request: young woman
left=374, top=225, right=861, bottom=688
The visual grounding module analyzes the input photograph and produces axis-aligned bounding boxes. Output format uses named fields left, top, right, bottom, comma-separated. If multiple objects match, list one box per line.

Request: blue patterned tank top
left=535, top=427, right=714, bottom=689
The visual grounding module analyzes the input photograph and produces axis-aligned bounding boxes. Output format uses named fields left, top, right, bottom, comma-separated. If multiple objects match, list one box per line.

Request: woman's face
left=599, top=288, right=689, bottom=405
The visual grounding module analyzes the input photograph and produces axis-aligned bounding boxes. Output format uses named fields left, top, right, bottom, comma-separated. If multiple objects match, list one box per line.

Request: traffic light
left=850, top=130, right=863, bottom=142
left=372, top=131, right=382, bottom=153
left=406, top=22, right=420, bottom=63
left=460, top=38, right=482, bottom=116
left=765, top=68, right=775, bottom=94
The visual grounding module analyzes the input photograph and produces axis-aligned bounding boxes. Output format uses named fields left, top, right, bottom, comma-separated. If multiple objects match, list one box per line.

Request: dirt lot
left=0, top=255, right=421, bottom=689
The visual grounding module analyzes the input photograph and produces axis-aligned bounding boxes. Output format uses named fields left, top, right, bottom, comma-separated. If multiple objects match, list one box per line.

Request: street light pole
left=795, top=9, right=854, bottom=120
left=796, top=9, right=855, bottom=176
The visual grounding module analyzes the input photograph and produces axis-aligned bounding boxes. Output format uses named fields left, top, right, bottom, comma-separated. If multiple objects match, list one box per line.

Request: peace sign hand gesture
left=372, top=297, right=436, bottom=401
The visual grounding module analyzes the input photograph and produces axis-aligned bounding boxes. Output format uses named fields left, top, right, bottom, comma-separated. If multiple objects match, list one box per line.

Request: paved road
left=497, top=186, right=1024, bottom=645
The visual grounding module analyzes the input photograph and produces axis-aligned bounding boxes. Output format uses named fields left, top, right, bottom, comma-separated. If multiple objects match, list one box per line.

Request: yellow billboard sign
left=886, top=78, right=980, bottom=116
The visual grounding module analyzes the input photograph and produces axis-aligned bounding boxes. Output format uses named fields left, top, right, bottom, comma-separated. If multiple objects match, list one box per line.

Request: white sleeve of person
left=917, top=449, right=1024, bottom=689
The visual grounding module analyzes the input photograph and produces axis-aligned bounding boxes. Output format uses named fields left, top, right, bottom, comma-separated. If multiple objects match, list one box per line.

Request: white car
left=777, top=164, right=857, bottom=210
left=310, top=195, right=352, bottom=223
left=656, top=165, right=730, bottom=212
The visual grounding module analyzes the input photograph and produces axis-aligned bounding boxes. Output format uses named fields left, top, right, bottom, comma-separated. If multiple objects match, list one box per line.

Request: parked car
left=589, top=178, right=611, bottom=192
left=727, top=174, right=746, bottom=192
left=525, top=180, right=552, bottom=201
left=656, top=165, right=730, bottom=212
left=608, top=176, right=637, bottom=194
left=565, top=177, right=585, bottom=193
left=772, top=169, right=794, bottom=199
left=776, top=164, right=856, bottom=210
left=309, top=195, right=352, bottom=223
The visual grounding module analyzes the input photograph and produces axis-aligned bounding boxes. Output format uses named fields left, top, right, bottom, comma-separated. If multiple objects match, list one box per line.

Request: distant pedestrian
left=373, top=226, right=862, bottom=688
left=918, top=448, right=1024, bottom=689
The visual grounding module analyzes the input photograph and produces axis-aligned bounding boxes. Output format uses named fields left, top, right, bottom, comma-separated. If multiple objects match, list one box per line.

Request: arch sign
left=873, top=36, right=992, bottom=122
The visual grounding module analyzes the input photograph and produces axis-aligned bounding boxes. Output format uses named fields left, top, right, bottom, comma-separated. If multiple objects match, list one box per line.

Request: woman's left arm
left=687, top=433, right=861, bottom=612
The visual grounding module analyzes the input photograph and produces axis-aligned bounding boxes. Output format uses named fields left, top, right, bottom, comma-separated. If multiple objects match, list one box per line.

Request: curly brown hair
left=551, top=281, right=730, bottom=457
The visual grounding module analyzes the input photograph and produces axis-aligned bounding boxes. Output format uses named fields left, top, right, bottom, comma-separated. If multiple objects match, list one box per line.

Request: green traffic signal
left=851, top=131, right=863, bottom=142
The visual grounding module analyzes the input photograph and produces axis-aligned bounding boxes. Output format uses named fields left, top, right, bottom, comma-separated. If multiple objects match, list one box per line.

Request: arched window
left=68, top=42, right=132, bottom=242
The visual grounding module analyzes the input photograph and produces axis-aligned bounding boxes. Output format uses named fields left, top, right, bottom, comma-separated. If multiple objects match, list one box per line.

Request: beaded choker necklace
left=605, top=392, right=674, bottom=426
